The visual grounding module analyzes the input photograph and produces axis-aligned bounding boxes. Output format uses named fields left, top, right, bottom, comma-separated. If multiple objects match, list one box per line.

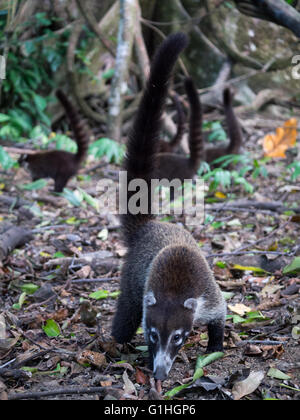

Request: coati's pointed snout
left=153, top=366, right=169, bottom=381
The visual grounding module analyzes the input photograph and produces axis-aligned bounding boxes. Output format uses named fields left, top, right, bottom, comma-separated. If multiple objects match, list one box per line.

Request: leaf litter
left=0, top=119, right=299, bottom=400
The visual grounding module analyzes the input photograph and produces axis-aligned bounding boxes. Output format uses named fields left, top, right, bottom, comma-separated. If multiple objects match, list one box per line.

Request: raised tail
left=121, top=33, right=188, bottom=238
left=169, top=93, right=186, bottom=149
left=223, top=88, right=243, bottom=155
left=56, top=90, right=89, bottom=162
left=184, top=77, right=204, bottom=170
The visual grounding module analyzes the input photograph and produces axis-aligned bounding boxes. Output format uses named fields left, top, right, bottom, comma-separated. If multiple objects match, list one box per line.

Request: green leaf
left=78, top=187, right=99, bottom=211
left=232, top=264, right=268, bottom=274
left=19, top=179, right=48, bottom=191
left=0, top=146, right=16, bottom=170
left=60, top=188, right=83, bottom=207
left=0, top=113, right=10, bottom=123
left=283, top=257, right=300, bottom=275
left=12, top=292, right=27, bottom=310
left=89, top=138, right=125, bottom=164
left=43, top=319, right=61, bottom=338
left=20, top=283, right=39, bottom=294
left=165, top=352, right=224, bottom=398
left=267, top=368, right=291, bottom=380
left=89, top=290, right=109, bottom=300
left=89, top=289, right=120, bottom=300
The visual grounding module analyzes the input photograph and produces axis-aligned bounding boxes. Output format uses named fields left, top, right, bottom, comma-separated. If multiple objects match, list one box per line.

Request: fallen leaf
left=77, top=350, right=106, bottom=368
left=135, top=368, right=147, bottom=385
left=122, top=370, right=136, bottom=395
left=263, top=118, right=298, bottom=158
left=228, top=303, right=252, bottom=316
left=232, top=370, right=264, bottom=400
left=267, top=368, right=291, bottom=380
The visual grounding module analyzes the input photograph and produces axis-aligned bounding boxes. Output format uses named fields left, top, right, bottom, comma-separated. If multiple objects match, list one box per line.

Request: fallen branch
left=0, top=225, right=33, bottom=262
left=8, top=386, right=119, bottom=400
left=207, top=200, right=300, bottom=214
left=0, top=195, right=32, bottom=209
left=71, top=277, right=119, bottom=284
left=2, top=146, right=36, bottom=155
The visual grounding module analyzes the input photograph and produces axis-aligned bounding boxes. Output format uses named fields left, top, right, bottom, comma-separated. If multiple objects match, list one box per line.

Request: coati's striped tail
left=56, top=90, right=90, bottom=162
left=169, top=94, right=186, bottom=149
left=184, top=77, right=204, bottom=170
left=121, top=33, right=188, bottom=239
left=223, top=88, right=243, bottom=154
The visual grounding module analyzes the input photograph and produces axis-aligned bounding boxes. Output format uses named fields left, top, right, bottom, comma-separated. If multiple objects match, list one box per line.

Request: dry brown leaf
left=228, top=303, right=252, bottom=316
left=232, top=371, right=264, bottom=400
left=135, top=368, right=148, bottom=385
left=77, top=350, right=106, bottom=368
left=263, top=118, right=298, bottom=158
left=122, top=370, right=137, bottom=395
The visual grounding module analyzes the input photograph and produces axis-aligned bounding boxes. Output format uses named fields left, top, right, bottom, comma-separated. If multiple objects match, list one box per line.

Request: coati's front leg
left=112, top=293, right=143, bottom=344
left=54, top=175, right=70, bottom=193
left=206, top=319, right=225, bottom=353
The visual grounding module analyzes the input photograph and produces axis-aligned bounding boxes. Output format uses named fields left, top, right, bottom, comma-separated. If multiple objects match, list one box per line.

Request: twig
left=75, top=0, right=116, bottom=57
left=207, top=250, right=290, bottom=259
left=71, top=277, right=119, bottom=284
left=8, top=386, right=117, bottom=400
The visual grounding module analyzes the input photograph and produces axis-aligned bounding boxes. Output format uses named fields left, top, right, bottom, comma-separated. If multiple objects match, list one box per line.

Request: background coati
left=19, top=90, right=89, bottom=193
left=154, top=78, right=204, bottom=182
left=112, top=33, right=226, bottom=381
left=188, top=79, right=244, bottom=165
left=155, top=78, right=243, bottom=182
left=157, top=94, right=186, bottom=154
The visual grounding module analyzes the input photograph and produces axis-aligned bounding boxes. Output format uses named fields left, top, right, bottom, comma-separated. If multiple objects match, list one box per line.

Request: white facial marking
left=153, top=349, right=173, bottom=374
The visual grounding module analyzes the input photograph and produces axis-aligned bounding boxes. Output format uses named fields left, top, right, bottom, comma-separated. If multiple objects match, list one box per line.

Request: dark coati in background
left=157, top=94, right=186, bottom=154
left=188, top=78, right=243, bottom=165
left=154, top=78, right=204, bottom=182
left=155, top=78, right=243, bottom=182
left=112, top=33, right=226, bottom=381
left=19, top=90, right=89, bottom=193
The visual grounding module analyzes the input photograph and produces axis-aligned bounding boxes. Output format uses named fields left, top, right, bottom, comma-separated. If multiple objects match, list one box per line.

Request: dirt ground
left=0, top=118, right=299, bottom=401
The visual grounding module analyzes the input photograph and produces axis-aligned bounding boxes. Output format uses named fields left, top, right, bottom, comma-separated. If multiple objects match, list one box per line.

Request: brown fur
left=20, top=90, right=89, bottom=193
left=154, top=77, right=204, bottom=182
left=155, top=79, right=243, bottom=182
left=111, top=34, right=226, bottom=380
left=205, top=87, right=243, bottom=164
left=157, top=94, right=186, bottom=154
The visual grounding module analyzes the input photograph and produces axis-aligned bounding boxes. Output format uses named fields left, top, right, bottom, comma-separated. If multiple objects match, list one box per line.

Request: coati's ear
left=184, top=298, right=198, bottom=312
left=144, top=291, right=157, bottom=307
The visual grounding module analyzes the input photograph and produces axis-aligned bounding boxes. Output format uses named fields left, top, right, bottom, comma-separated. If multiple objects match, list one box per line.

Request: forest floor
left=0, top=117, right=299, bottom=401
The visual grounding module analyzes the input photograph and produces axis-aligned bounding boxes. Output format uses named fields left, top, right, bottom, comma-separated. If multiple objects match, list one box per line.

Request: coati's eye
left=150, top=331, right=159, bottom=343
left=173, top=334, right=182, bottom=345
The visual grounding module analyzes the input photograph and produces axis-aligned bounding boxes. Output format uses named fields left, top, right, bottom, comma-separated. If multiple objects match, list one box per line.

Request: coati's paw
left=206, top=344, right=224, bottom=354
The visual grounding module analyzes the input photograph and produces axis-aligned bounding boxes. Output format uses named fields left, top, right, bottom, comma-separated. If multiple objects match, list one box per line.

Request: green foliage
left=89, top=138, right=125, bottom=164
left=0, top=146, right=17, bottom=170
left=0, top=12, right=69, bottom=140
left=43, top=319, right=61, bottom=338
left=203, top=120, right=227, bottom=143
left=287, top=161, right=300, bottom=181
left=198, top=154, right=269, bottom=194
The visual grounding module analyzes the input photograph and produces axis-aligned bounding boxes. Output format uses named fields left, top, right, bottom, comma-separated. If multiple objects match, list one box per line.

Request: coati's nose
left=153, top=366, right=168, bottom=381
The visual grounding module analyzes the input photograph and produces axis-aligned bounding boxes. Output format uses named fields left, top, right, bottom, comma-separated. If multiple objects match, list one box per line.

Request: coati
left=157, top=94, right=186, bottom=154
left=154, top=78, right=204, bottom=182
left=155, top=78, right=243, bottom=182
left=19, top=90, right=89, bottom=193
left=112, top=33, right=226, bottom=381
left=189, top=80, right=243, bottom=165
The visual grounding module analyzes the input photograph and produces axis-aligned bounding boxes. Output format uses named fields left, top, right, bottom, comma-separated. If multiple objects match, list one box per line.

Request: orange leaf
left=263, top=118, right=298, bottom=158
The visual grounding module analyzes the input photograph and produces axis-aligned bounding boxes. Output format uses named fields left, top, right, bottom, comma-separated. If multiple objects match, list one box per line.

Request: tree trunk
left=107, top=0, right=139, bottom=141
